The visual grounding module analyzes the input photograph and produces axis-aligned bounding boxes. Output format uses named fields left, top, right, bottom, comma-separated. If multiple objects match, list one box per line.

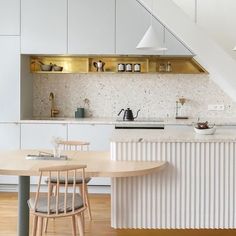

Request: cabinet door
left=164, top=29, right=193, bottom=56
left=116, top=0, right=164, bottom=55
left=68, top=124, right=114, bottom=151
left=21, top=123, right=67, bottom=149
left=68, top=124, right=114, bottom=185
left=0, top=0, right=20, bottom=35
left=68, top=0, right=115, bottom=54
left=0, top=36, right=20, bottom=121
left=0, top=123, right=20, bottom=185
left=0, top=123, right=20, bottom=149
left=116, top=0, right=193, bottom=56
left=21, top=0, right=67, bottom=54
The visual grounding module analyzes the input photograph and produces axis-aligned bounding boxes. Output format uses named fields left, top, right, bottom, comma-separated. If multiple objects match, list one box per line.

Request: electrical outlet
left=208, top=104, right=225, bottom=111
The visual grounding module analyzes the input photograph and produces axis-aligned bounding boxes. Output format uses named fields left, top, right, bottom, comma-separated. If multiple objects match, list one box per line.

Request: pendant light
left=136, top=0, right=167, bottom=51
left=233, top=46, right=236, bottom=51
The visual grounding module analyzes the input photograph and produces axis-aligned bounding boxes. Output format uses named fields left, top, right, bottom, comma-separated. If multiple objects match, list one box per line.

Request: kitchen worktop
left=18, top=117, right=236, bottom=126
left=110, top=126, right=236, bottom=142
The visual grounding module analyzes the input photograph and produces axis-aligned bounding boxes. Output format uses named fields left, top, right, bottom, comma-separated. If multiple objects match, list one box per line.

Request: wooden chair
left=58, top=140, right=90, bottom=151
left=28, top=165, right=87, bottom=236
left=50, top=140, right=92, bottom=221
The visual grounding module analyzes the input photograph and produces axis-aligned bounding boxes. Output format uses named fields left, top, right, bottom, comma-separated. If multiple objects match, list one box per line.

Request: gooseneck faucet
left=49, top=92, right=59, bottom=117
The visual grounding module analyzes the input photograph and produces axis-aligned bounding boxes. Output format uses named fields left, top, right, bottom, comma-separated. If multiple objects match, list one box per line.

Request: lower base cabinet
left=0, top=123, right=20, bottom=186
left=68, top=124, right=114, bottom=186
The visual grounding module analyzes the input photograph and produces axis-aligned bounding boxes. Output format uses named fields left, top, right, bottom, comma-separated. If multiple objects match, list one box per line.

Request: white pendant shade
left=233, top=46, right=236, bottom=51
left=136, top=25, right=167, bottom=51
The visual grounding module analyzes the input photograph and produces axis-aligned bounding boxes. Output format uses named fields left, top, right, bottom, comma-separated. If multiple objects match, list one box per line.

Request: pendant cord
left=150, top=0, right=154, bottom=25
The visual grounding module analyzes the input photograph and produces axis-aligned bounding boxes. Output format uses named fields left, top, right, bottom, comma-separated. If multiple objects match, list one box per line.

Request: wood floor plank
left=0, top=193, right=236, bottom=236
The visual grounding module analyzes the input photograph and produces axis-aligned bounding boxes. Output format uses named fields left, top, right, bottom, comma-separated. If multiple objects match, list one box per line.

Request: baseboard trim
left=0, top=184, right=111, bottom=194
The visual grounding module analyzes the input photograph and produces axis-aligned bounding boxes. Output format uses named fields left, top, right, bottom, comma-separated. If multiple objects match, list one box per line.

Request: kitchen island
left=110, top=126, right=236, bottom=229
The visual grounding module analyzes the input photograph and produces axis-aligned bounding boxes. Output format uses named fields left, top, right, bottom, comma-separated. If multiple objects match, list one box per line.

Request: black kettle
left=118, top=108, right=140, bottom=121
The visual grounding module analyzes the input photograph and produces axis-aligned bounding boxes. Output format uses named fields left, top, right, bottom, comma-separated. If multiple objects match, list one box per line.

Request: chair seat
left=28, top=193, right=84, bottom=214
left=47, top=176, right=91, bottom=184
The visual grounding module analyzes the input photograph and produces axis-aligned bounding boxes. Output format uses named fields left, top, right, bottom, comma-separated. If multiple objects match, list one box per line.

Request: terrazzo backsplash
left=33, top=73, right=236, bottom=119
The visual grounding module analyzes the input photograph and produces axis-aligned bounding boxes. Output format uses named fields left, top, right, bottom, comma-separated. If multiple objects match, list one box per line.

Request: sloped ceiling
left=139, top=0, right=236, bottom=102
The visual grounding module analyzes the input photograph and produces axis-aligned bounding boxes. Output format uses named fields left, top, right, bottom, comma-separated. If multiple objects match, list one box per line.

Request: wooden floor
left=0, top=193, right=236, bottom=236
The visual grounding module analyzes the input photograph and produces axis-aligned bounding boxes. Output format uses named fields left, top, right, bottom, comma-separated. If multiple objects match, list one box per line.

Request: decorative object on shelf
left=158, top=63, right=166, bottom=72
left=158, top=61, right=172, bottom=72
left=31, top=60, right=53, bottom=71
left=134, top=63, right=141, bottom=72
left=118, top=108, right=140, bottom=121
left=117, top=63, right=125, bottom=72
left=194, top=121, right=216, bottom=135
left=93, top=60, right=105, bottom=72
left=175, top=97, right=188, bottom=119
left=125, top=63, right=132, bottom=72
left=166, top=61, right=172, bottom=72
left=136, top=0, right=167, bottom=51
left=75, top=107, right=85, bottom=118
left=52, top=64, right=63, bottom=71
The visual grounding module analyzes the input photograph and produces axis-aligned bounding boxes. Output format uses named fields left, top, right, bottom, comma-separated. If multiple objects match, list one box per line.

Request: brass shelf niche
left=30, top=55, right=207, bottom=74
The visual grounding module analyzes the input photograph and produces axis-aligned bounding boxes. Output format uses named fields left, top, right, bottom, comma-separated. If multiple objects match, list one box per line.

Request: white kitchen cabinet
left=0, top=123, right=20, bottom=149
left=68, top=0, right=115, bottom=54
left=21, top=123, right=67, bottom=149
left=0, top=123, right=20, bottom=186
left=116, top=0, right=192, bottom=56
left=0, top=0, right=20, bottom=35
left=68, top=124, right=114, bottom=151
left=21, top=0, right=67, bottom=54
left=68, top=124, right=114, bottom=186
left=0, top=36, right=20, bottom=121
left=164, top=29, right=193, bottom=56
left=116, top=0, right=164, bottom=55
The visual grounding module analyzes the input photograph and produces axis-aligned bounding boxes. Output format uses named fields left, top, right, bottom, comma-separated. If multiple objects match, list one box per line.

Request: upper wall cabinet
left=0, top=36, right=20, bottom=121
left=164, top=29, right=193, bottom=56
left=116, top=0, right=164, bottom=55
left=116, top=0, right=193, bottom=56
left=68, top=0, right=115, bottom=54
left=0, top=0, right=20, bottom=35
left=21, top=0, right=67, bottom=54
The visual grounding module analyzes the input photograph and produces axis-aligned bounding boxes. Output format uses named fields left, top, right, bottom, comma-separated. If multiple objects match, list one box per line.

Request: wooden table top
left=0, top=150, right=168, bottom=177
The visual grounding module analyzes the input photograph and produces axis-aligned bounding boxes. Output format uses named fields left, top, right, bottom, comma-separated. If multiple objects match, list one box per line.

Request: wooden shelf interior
left=30, top=56, right=207, bottom=74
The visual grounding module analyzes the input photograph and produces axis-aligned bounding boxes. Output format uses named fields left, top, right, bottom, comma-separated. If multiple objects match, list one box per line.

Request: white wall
left=172, top=0, right=236, bottom=60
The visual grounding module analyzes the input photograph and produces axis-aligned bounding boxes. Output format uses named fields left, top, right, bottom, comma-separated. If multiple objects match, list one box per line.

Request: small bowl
left=40, top=64, right=53, bottom=71
left=194, top=126, right=216, bottom=135
left=53, top=65, right=63, bottom=71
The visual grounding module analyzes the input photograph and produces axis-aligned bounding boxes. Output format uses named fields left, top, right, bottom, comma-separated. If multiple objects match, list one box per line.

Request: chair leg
left=37, top=217, right=43, bottom=236
left=79, top=184, right=92, bottom=221
left=72, top=215, right=76, bottom=236
left=32, top=215, right=38, bottom=236
left=77, top=213, right=84, bottom=236
left=44, top=218, right=48, bottom=233
left=84, top=184, right=92, bottom=221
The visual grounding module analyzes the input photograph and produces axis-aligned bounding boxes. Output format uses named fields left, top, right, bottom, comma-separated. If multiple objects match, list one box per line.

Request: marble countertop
left=16, top=117, right=236, bottom=126
left=111, top=126, right=236, bottom=142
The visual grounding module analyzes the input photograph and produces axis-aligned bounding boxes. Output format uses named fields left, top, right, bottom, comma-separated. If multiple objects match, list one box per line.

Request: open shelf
left=30, top=55, right=207, bottom=74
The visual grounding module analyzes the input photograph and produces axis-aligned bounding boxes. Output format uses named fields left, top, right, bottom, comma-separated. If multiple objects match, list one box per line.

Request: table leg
left=18, top=176, right=30, bottom=236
